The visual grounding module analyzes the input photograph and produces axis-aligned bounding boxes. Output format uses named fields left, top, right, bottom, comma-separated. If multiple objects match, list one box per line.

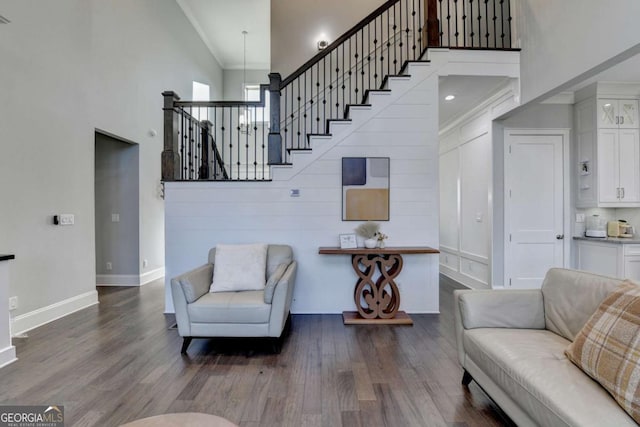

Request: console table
left=318, top=246, right=439, bottom=325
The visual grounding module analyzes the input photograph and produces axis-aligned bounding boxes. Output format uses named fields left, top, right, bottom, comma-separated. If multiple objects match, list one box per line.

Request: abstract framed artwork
left=342, top=157, right=390, bottom=221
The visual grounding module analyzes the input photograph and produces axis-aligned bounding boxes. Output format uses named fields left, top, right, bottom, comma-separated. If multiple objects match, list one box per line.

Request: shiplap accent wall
left=164, top=63, right=441, bottom=314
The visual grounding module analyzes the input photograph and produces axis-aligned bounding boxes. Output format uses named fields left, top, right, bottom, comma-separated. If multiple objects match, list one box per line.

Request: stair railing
left=162, top=0, right=513, bottom=181
left=162, top=87, right=272, bottom=181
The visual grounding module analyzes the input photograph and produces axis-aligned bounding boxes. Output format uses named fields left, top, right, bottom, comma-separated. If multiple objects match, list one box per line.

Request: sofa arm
left=453, top=289, right=545, bottom=367
left=456, top=289, right=546, bottom=330
left=268, top=261, right=297, bottom=337
left=170, top=263, right=213, bottom=338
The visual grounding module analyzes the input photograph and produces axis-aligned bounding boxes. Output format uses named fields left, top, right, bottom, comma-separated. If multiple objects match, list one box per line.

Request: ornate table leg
left=350, top=254, right=407, bottom=322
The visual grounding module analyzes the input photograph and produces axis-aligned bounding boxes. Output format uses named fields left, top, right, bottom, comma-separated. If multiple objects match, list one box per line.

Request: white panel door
left=505, top=132, right=565, bottom=289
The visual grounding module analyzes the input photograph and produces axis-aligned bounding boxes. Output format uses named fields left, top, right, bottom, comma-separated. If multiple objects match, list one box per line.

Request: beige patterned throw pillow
left=565, top=280, right=640, bottom=423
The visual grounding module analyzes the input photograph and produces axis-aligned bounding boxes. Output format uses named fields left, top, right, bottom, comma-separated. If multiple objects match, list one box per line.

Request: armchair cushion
left=210, top=243, right=268, bottom=292
left=188, top=291, right=271, bottom=324
left=264, top=263, right=290, bottom=304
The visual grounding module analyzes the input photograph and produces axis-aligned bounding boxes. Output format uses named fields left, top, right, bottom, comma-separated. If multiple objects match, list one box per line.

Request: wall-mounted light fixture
left=444, top=94, right=456, bottom=101
left=317, top=40, right=329, bottom=51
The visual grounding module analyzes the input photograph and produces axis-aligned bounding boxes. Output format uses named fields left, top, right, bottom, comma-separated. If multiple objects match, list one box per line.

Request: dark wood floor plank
left=0, top=277, right=513, bottom=427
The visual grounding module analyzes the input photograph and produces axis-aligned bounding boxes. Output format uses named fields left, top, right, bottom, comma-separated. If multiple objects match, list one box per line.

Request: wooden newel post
left=268, top=72, right=282, bottom=165
left=199, top=120, right=212, bottom=180
left=162, top=91, right=181, bottom=181
left=424, top=0, right=440, bottom=47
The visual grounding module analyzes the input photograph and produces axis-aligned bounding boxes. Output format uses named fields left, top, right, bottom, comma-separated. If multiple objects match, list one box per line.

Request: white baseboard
left=0, top=345, right=16, bottom=368
left=140, top=267, right=165, bottom=285
left=97, top=268, right=164, bottom=287
left=96, top=274, right=140, bottom=286
left=10, top=290, right=99, bottom=337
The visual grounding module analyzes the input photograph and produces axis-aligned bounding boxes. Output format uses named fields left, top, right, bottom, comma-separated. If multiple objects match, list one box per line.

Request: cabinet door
left=624, top=256, right=640, bottom=281
left=577, top=241, right=621, bottom=278
left=619, top=100, right=639, bottom=129
left=618, top=129, right=640, bottom=202
left=597, top=129, right=620, bottom=202
left=598, top=99, right=618, bottom=128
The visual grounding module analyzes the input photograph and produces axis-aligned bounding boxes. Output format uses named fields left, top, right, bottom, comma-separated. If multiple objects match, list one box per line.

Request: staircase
left=161, top=0, right=515, bottom=182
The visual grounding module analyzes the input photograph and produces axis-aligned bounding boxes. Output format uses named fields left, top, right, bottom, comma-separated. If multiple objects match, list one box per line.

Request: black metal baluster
left=405, top=0, right=410, bottom=59
left=310, top=66, right=314, bottom=134
left=484, top=0, right=489, bottom=47
left=477, top=0, right=482, bottom=48
left=253, top=106, right=257, bottom=179
left=334, top=49, right=340, bottom=119
left=454, top=0, right=459, bottom=46
left=398, top=1, right=404, bottom=67
left=469, top=0, right=475, bottom=47
left=386, top=10, right=391, bottom=77
left=446, top=0, right=451, bottom=47
left=493, top=0, right=497, bottom=47
left=349, top=37, right=353, bottom=105
left=412, top=0, right=417, bottom=59
left=507, top=0, right=511, bottom=48
left=323, top=57, right=327, bottom=130
left=500, top=0, right=505, bottom=48
left=261, top=108, right=265, bottom=179
left=361, top=28, right=365, bottom=101
left=329, top=52, right=333, bottom=124
left=303, top=71, right=307, bottom=147
left=419, top=0, right=423, bottom=53
left=390, top=4, right=396, bottom=74
left=341, top=44, right=346, bottom=117
left=316, top=64, right=321, bottom=133
left=373, top=16, right=378, bottom=88
left=297, top=78, right=301, bottom=148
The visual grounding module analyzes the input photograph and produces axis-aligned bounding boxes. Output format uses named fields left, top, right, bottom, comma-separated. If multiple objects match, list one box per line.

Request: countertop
left=0, top=254, right=15, bottom=262
left=573, top=236, right=640, bottom=244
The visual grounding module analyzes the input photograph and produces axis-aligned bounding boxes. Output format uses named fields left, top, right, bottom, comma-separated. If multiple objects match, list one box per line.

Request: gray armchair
left=171, top=244, right=297, bottom=354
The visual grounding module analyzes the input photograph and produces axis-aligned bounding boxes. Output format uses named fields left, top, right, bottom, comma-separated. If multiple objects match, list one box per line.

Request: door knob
left=556, top=234, right=564, bottom=240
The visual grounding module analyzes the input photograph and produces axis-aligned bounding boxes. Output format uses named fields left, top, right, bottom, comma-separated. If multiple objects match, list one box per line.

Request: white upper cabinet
left=597, top=99, right=639, bottom=129
left=576, top=94, right=640, bottom=208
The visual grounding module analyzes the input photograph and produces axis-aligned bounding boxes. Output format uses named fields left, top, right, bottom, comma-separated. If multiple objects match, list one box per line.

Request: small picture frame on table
left=339, top=233, right=358, bottom=249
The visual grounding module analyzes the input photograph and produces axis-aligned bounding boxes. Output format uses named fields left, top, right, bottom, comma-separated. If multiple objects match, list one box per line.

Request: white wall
left=165, top=64, right=441, bottom=314
left=0, top=0, right=96, bottom=320
left=223, top=69, right=270, bottom=100
left=91, top=0, right=224, bottom=282
left=271, top=0, right=386, bottom=77
left=0, top=0, right=223, bottom=332
left=515, top=0, right=640, bottom=103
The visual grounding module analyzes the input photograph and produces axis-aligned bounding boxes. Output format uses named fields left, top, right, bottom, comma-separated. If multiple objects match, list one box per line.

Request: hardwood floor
left=0, top=278, right=514, bottom=427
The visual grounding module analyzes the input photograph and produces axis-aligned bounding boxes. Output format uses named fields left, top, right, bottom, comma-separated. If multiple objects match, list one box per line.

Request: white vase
left=364, top=238, right=377, bottom=249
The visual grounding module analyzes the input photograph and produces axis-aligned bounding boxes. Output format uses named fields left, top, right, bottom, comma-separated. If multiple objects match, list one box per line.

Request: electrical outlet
left=8, top=296, right=17, bottom=311
left=576, top=213, right=586, bottom=223
left=111, top=213, right=120, bottom=222
left=142, top=259, right=148, bottom=268
left=106, top=262, right=112, bottom=271
left=59, top=214, right=74, bottom=225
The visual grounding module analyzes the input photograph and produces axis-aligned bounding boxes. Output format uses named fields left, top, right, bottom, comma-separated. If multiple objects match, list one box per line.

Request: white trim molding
left=10, top=290, right=99, bottom=337
left=97, top=268, right=165, bottom=287
left=0, top=345, right=16, bottom=369
left=140, top=267, right=165, bottom=285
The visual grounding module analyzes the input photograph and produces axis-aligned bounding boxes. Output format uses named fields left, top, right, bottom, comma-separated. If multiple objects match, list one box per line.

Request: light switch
left=59, top=214, right=74, bottom=225
left=475, top=212, right=483, bottom=222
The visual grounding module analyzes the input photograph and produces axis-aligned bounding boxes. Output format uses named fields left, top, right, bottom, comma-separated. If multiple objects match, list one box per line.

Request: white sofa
left=454, top=268, right=637, bottom=426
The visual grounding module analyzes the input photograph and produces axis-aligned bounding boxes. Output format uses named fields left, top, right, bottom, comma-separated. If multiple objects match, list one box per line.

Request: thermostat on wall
left=53, top=214, right=75, bottom=226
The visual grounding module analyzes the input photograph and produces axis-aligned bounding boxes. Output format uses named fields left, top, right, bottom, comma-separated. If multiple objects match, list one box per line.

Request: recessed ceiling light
left=445, top=95, right=455, bottom=101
